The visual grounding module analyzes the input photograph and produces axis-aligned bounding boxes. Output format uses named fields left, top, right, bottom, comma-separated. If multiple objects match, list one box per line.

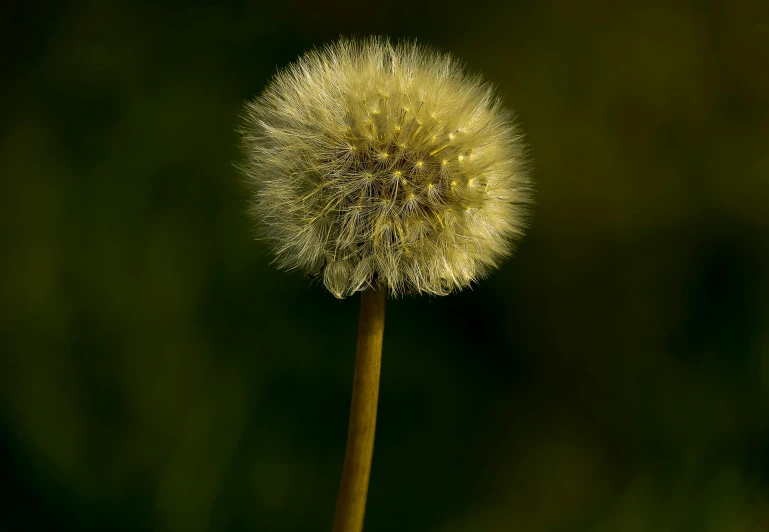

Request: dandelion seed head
left=239, top=37, right=532, bottom=298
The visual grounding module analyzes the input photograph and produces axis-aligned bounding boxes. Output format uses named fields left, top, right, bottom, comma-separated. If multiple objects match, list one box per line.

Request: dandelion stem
left=332, top=287, right=386, bottom=532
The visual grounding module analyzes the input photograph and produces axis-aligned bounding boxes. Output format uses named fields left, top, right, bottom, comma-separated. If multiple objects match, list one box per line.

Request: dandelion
left=238, top=37, right=531, bottom=531
left=240, top=37, right=530, bottom=299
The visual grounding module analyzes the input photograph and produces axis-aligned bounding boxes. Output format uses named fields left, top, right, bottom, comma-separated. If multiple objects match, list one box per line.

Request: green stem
left=332, top=287, right=386, bottom=532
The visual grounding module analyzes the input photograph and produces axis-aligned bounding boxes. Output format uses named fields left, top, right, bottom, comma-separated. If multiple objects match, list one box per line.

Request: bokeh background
left=2, top=0, right=769, bottom=530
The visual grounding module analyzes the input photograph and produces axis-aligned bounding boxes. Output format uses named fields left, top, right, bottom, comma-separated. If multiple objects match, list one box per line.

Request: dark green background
left=2, top=0, right=769, bottom=530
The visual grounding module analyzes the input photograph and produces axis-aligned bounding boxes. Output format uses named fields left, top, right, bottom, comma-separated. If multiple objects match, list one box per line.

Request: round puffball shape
left=240, top=37, right=532, bottom=298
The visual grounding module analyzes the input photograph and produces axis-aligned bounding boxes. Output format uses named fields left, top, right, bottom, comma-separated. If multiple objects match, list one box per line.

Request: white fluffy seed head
left=239, top=37, right=532, bottom=299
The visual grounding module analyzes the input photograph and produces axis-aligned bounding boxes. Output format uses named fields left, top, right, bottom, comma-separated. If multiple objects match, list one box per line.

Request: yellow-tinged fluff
left=239, top=37, right=532, bottom=298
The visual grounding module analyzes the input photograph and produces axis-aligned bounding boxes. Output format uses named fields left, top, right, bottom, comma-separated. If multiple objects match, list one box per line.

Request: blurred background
left=2, top=0, right=769, bottom=530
